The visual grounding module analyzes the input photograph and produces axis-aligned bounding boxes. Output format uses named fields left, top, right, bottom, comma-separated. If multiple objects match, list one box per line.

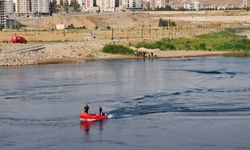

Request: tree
left=158, top=18, right=176, bottom=27
left=70, top=0, right=81, bottom=12
left=0, top=24, right=4, bottom=31
left=60, top=0, right=63, bottom=5
left=64, top=0, right=69, bottom=6
left=159, top=18, right=166, bottom=27
left=50, top=0, right=57, bottom=14
left=64, top=0, right=69, bottom=13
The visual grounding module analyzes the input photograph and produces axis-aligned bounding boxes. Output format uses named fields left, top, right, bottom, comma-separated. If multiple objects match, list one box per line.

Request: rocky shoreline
left=1, top=41, right=241, bottom=67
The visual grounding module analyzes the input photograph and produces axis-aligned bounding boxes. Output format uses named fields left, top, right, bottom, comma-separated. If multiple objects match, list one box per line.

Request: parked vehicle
left=11, top=35, right=27, bottom=44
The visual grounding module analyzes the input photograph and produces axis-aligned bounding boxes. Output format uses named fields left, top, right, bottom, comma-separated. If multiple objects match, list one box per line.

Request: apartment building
left=161, top=0, right=170, bottom=7
left=150, top=0, right=157, bottom=9
left=142, top=0, right=150, bottom=10
left=16, top=0, right=31, bottom=16
left=149, top=0, right=169, bottom=9
left=82, top=0, right=94, bottom=11
left=184, top=1, right=203, bottom=10
left=97, top=0, right=115, bottom=12
left=125, top=0, right=143, bottom=11
left=0, top=0, right=6, bottom=25
left=5, top=0, right=14, bottom=15
left=32, top=0, right=50, bottom=15
left=55, top=0, right=72, bottom=5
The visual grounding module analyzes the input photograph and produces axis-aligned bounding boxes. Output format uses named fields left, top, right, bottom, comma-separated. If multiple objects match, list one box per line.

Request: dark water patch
left=210, top=87, right=250, bottom=93
left=156, top=58, right=201, bottom=62
left=30, top=83, right=90, bottom=89
left=4, top=96, right=20, bottom=100
left=127, top=87, right=250, bottom=106
left=30, top=80, right=116, bottom=89
left=132, top=91, right=181, bottom=102
left=103, top=99, right=116, bottom=103
left=225, top=71, right=237, bottom=76
left=186, top=70, right=223, bottom=75
left=185, top=69, right=238, bottom=77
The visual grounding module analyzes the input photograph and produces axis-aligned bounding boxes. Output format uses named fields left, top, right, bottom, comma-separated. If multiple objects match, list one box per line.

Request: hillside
left=15, top=10, right=250, bottom=30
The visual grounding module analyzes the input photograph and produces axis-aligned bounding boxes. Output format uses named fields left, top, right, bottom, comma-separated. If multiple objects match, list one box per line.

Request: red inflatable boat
left=80, top=112, right=108, bottom=122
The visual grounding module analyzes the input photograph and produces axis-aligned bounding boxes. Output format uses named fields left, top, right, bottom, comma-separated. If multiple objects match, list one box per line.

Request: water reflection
left=80, top=120, right=105, bottom=133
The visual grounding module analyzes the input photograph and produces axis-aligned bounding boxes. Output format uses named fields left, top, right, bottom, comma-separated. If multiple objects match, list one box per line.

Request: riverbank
left=0, top=41, right=239, bottom=67
left=1, top=28, right=250, bottom=67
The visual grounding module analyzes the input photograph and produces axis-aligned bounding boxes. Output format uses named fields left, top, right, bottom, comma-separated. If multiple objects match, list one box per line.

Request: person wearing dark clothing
left=84, top=104, right=89, bottom=114
left=99, top=106, right=103, bottom=115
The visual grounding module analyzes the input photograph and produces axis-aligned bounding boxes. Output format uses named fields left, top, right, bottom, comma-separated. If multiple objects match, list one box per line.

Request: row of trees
left=158, top=19, right=176, bottom=27
left=146, top=5, right=250, bottom=12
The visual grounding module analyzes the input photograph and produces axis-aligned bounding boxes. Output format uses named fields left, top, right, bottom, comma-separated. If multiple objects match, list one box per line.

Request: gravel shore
left=0, top=39, right=232, bottom=67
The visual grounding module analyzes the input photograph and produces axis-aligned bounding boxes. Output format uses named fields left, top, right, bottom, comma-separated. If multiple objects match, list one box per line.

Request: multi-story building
left=16, top=0, right=31, bottom=16
left=142, top=0, right=150, bottom=10
left=5, top=0, right=14, bottom=15
left=0, top=0, right=6, bottom=26
left=54, top=0, right=72, bottom=5
left=32, top=0, right=50, bottom=15
left=184, top=1, right=203, bottom=10
left=149, top=0, right=169, bottom=9
left=125, top=0, right=143, bottom=11
left=150, top=0, right=157, bottom=9
left=115, top=0, right=126, bottom=8
left=97, top=0, right=115, bottom=12
left=161, top=0, right=170, bottom=7
left=53, top=0, right=84, bottom=7
left=243, top=0, right=250, bottom=7
left=82, top=0, right=94, bottom=11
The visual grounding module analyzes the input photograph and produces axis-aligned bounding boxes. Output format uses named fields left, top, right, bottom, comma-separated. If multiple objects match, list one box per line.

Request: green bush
left=136, top=38, right=175, bottom=50
left=102, top=44, right=134, bottom=55
left=135, top=29, right=250, bottom=52
left=193, top=43, right=207, bottom=50
left=215, top=39, right=250, bottom=51
left=0, top=24, right=4, bottom=31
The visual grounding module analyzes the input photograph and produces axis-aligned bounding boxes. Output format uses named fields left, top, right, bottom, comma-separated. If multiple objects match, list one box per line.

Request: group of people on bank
left=83, top=104, right=106, bottom=116
left=134, top=52, right=158, bottom=59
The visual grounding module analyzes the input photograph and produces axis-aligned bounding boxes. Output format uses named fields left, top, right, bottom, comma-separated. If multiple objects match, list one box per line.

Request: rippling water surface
left=0, top=57, right=250, bottom=150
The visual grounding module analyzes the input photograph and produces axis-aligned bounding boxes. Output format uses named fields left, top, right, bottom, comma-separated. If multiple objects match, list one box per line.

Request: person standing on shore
left=84, top=104, right=89, bottom=114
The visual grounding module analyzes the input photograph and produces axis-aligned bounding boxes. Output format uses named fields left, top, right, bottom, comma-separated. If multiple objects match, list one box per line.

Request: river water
left=0, top=57, right=250, bottom=150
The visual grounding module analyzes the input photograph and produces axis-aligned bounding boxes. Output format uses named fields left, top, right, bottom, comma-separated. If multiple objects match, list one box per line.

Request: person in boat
left=84, top=104, right=89, bottom=114
left=99, top=106, right=106, bottom=116
left=99, top=106, right=103, bottom=115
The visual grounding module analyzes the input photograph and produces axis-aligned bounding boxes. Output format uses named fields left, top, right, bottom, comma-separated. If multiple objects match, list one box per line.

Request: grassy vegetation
left=136, top=29, right=250, bottom=52
left=102, top=44, right=134, bottom=55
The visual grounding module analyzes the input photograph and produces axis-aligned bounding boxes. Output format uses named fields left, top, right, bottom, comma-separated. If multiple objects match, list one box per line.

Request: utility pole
left=141, top=25, right=144, bottom=39
left=111, top=27, right=114, bottom=40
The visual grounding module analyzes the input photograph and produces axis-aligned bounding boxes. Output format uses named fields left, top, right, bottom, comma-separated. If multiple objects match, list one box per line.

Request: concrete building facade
left=125, top=0, right=143, bottom=11
left=32, top=0, right=50, bottom=15
left=82, top=0, right=94, bottom=11
left=0, top=0, right=6, bottom=25
left=184, top=1, right=203, bottom=10
left=150, top=0, right=157, bottom=9
left=5, top=0, right=14, bottom=15
left=16, top=0, right=31, bottom=16
left=55, top=0, right=72, bottom=5
left=97, top=0, right=115, bottom=12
